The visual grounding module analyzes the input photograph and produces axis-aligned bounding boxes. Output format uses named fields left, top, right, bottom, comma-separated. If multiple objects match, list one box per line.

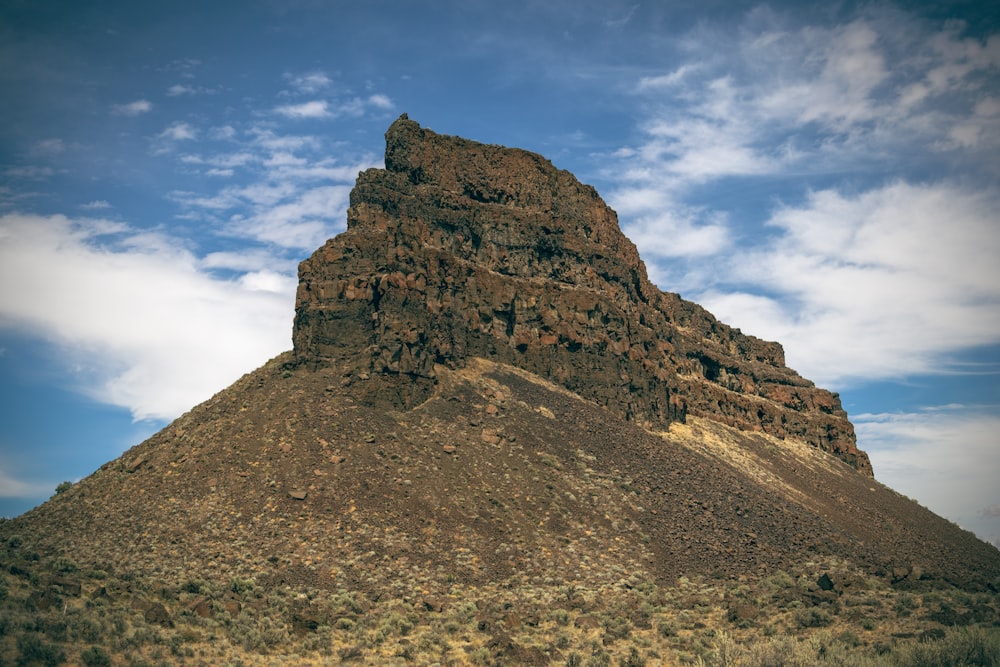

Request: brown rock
left=144, top=602, right=173, bottom=627
left=420, top=597, right=445, bottom=612
left=892, top=566, right=911, bottom=582
left=481, top=431, right=502, bottom=445
left=185, top=596, right=212, bottom=618
left=292, top=116, right=871, bottom=474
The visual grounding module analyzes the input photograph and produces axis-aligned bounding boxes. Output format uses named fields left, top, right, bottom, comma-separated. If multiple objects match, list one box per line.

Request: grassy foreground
left=1, top=533, right=998, bottom=666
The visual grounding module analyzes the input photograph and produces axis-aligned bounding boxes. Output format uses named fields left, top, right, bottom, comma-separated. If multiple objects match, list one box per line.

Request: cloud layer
left=858, top=406, right=1000, bottom=548
left=0, top=213, right=294, bottom=420
left=608, top=6, right=1000, bottom=388
left=699, top=182, right=1000, bottom=385
left=1, top=67, right=393, bottom=426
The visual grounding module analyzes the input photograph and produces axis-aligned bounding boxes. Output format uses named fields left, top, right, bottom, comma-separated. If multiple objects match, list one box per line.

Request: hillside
left=1, top=116, right=998, bottom=666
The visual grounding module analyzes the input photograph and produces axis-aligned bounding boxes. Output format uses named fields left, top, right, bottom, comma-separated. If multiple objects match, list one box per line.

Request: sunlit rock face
left=294, top=115, right=871, bottom=475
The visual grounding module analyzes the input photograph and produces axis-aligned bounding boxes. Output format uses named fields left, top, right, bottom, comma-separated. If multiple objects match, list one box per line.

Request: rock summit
left=294, top=114, right=871, bottom=474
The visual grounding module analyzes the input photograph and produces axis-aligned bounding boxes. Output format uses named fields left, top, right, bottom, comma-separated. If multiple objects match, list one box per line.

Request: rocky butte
left=2, top=115, right=999, bottom=665
left=294, top=114, right=872, bottom=474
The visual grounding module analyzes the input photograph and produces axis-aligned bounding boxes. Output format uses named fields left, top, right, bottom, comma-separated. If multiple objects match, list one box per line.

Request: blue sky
left=1, top=1, right=998, bottom=547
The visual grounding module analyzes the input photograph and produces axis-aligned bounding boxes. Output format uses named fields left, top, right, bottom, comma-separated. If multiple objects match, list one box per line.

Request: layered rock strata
left=293, top=115, right=872, bottom=475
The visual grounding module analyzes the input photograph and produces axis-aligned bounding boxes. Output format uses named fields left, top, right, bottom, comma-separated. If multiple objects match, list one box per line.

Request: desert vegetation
left=1, top=530, right=997, bottom=666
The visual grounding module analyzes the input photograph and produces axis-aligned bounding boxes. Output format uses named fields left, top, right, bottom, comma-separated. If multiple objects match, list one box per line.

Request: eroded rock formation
left=293, top=115, right=872, bottom=475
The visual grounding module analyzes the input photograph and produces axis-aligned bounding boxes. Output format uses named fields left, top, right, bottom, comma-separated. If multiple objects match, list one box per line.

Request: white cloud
left=285, top=71, right=332, bottom=94
left=248, top=127, right=319, bottom=151
left=636, top=64, right=701, bottom=90
left=170, top=180, right=351, bottom=251
left=607, top=8, right=1000, bottom=390
left=181, top=151, right=256, bottom=169
left=693, top=181, right=1000, bottom=386
left=0, top=213, right=294, bottom=421
left=238, top=270, right=297, bottom=294
left=234, top=184, right=353, bottom=250
left=275, top=100, right=331, bottom=119
left=167, top=122, right=378, bottom=249
left=367, top=94, right=394, bottom=109
left=616, top=8, right=1000, bottom=199
left=211, top=125, right=237, bottom=141
left=265, top=151, right=307, bottom=167
left=946, top=95, right=1000, bottom=150
left=167, top=84, right=195, bottom=96
left=32, top=138, right=66, bottom=156
left=80, top=200, right=112, bottom=210
left=753, top=21, right=889, bottom=129
left=621, top=210, right=729, bottom=259
left=857, top=406, right=1000, bottom=546
left=266, top=157, right=375, bottom=183
left=112, top=99, right=153, bottom=116
left=158, top=122, right=198, bottom=141
left=201, top=250, right=297, bottom=275
left=274, top=94, right=393, bottom=121
left=3, top=166, right=55, bottom=180
left=153, top=123, right=200, bottom=156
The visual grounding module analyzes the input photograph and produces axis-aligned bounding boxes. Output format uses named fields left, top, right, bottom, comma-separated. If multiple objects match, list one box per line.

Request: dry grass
left=1, top=536, right=997, bottom=666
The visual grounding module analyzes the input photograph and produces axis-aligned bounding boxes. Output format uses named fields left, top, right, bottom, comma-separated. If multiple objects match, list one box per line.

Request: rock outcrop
left=293, top=115, right=872, bottom=475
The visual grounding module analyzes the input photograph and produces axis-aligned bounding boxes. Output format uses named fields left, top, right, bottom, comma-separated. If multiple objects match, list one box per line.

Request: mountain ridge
left=294, top=114, right=872, bottom=474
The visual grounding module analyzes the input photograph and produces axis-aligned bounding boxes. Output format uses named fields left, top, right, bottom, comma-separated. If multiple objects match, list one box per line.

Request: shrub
left=895, top=593, right=917, bottom=618
left=338, top=644, right=364, bottom=661
left=16, top=633, right=66, bottom=666
left=230, top=578, right=256, bottom=595
left=602, top=615, right=631, bottom=641
left=183, top=579, right=205, bottom=594
left=79, top=646, right=112, bottom=667
left=793, top=608, right=833, bottom=629
left=54, top=482, right=72, bottom=496
left=657, top=619, right=676, bottom=637
left=621, top=646, right=646, bottom=667
left=586, top=648, right=611, bottom=667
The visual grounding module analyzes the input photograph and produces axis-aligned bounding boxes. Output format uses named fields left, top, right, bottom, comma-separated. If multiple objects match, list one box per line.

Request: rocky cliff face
left=293, top=115, right=872, bottom=475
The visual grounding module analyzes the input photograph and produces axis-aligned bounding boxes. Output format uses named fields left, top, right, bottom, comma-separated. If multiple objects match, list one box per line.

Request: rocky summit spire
left=294, top=115, right=872, bottom=475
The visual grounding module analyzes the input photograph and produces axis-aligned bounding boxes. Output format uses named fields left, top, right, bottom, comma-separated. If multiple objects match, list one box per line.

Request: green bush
left=602, top=615, right=631, bottom=641
left=79, top=646, right=112, bottom=667
left=229, top=577, right=256, bottom=595
left=16, top=633, right=66, bottom=666
left=793, top=608, right=833, bottom=629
